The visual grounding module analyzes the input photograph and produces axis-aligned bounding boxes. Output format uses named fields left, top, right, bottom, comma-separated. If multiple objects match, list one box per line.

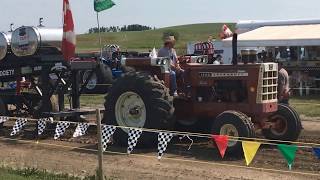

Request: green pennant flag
left=94, top=0, right=115, bottom=12
left=277, top=144, right=298, bottom=170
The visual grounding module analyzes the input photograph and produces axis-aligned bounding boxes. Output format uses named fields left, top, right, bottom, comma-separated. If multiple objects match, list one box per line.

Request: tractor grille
left=257, top=63, right=278, bottom=103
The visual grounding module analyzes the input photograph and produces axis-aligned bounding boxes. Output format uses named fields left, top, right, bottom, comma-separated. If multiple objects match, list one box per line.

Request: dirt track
left=0, top=120, right=319, bottom=180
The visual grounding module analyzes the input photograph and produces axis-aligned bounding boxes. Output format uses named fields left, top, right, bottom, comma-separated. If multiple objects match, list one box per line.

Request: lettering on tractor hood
left=0, top=69, right=14, bottom=77
left=199, top=71, right=248, bottom=78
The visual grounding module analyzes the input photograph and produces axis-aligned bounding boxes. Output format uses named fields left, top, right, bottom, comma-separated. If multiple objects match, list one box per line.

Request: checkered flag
left=73, top=123, right=90, bottom=138
left=0, top=116, right=9, bottom=124
left=158, top=132, right=173, bottom=160
left=10, top=118, right=28, bottom=136
left=101, top=125, right=116, bottom=151
left=127, top=128, right=143, bottom=154
left=37, top=118, right=47, bottom=135
left=54, top=121, right=71, bottom=139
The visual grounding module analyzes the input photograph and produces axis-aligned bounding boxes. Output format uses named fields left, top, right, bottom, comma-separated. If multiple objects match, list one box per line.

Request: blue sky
left=1, top=0, right=320, bottom=34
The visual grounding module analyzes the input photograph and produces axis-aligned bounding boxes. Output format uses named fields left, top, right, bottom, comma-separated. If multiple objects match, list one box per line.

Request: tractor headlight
left=156, top=59, right=162, bottom=65
left=161, top=59, right=167, bottom=65
left=156, top=58, right=168, bottom=65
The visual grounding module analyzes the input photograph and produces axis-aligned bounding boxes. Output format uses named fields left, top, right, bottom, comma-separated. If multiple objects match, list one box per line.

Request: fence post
left=96, top=109, right=104, bottom=180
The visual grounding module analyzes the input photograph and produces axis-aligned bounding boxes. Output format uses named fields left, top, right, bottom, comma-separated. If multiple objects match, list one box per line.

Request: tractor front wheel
left=103, top=72, right=175, bottom=147
left=211, top=111, right=255, bottom=155
left=262, top=104, right=301, bottom=141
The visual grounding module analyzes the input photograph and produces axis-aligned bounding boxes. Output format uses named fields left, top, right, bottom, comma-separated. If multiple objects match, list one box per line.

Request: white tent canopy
left=223, top=24, right=320, bottom=47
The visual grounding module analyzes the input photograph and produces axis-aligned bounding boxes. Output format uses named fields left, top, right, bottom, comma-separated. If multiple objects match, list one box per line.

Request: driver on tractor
left=158, top=36, right=184, bottom=96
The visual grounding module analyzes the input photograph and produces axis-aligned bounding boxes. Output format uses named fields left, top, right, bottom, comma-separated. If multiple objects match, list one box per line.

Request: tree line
left=88, top=24, right=155, bottom=33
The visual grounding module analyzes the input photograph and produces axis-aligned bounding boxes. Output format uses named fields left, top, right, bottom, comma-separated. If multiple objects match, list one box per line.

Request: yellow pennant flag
left=242, top=141, right=261, bottom=166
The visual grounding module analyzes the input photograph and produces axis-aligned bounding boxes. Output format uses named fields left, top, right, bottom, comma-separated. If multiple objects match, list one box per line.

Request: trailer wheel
left=0, top=98, right=7, bottom=128
left=262, top=104, right=301, bottom=141
left=33, top=95, right=59, bottom=118
left=103, top=72, right=175, bottom=147
left=211, top=111, right=255, bottom=155
left=81, top=62, right=113, bottom=94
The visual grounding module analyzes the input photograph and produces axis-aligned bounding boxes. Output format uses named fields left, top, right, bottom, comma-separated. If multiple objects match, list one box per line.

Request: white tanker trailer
left=10, top=26, right=63, bottom=57
left=0, top=32, right=11, bottom=60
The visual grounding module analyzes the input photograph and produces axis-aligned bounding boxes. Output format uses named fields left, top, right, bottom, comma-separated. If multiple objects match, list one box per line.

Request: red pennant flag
left=212, top=135, right=228, bottom=158
left=62, top=0, right=76, bottom=61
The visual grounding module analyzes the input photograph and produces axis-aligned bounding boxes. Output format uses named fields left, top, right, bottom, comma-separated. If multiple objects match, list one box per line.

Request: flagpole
left=96, top=12, right=103, bottom=58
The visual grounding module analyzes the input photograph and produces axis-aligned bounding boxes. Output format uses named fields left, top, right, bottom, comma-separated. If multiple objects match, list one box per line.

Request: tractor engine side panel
left=181, top=63, right=277, bottom=117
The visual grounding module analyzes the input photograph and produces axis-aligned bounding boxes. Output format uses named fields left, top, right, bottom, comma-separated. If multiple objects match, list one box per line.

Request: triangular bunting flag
left=313, top=147, right=320, bottom=159
left=127, top=128, right=143, bottom=154
left=10, top=118, right=28, bottom=136
left=101, top=125, right=116, bottom=151
left=277, top=144, right=298, bottom=170
left=242, top=141, right=261, bottom=166
left=158, top=132, right=173, bottom=160
left=37, top=119, right=47, bottom=135
left=73, top=123, right=90, bottom=137
left=54, top=122, right=71, bottom=139
left=0, top=116, right=9, bottom=124
left=212, top=135, right=228, bottom=158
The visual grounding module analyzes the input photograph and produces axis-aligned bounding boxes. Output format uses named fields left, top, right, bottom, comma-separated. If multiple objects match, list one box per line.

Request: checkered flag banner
left=127, top=128, right=143, bottom=154
left=10, top=118, right=28, bottom=136
left=0, top=116, right=9, bottom=124
left=73, top=123, right=90, bottom=138
left=37, top=118, right=47, bottom=135
left=54, top=121, right=71, bottom=140
left=101, top=125, right=116, bottom=151
left=158, top=132, right=174, bottom=160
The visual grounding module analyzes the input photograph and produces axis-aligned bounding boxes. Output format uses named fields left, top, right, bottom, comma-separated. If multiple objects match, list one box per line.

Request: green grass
left=290, top=95, right=320, bottom=118
left=0, top=167, right=85, bottom=180
left=80, top=95, right=105, bottom=107
left=77, top=23, right=235, bottom=53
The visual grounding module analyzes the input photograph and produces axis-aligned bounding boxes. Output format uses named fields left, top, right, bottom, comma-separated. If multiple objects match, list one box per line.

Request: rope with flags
left=1, top=115, right=320, bottom=170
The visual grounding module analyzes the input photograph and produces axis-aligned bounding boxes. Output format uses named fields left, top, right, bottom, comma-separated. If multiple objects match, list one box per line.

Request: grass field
left=290, top=95, right=320, bottom=118
left=78, top=95, right=320, bottom=118
left=0, top=167, right=85, bottom=180
left=77, top=23, right=235, bottom=53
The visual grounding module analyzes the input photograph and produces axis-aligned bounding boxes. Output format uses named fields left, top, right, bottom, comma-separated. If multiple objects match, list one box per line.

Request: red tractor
left=103, top=35, right=301, bottom=154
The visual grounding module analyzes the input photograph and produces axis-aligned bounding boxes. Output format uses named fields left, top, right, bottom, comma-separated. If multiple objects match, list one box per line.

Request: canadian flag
left=219, top=24, right=233, bottom=39
left=62, top=0, right=76, bottom=61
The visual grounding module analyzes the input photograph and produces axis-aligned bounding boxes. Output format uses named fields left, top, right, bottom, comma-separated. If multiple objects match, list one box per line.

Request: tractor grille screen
left=261, top=67, right=278, bottom=101
left=256, top=63, right=278, bottom=103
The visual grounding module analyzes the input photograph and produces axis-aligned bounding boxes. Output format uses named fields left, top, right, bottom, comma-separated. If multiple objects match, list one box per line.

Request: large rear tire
left=211, top=111, right=255, bottom=155
left=262, top=104, right=301, bottom=141
left=103, top=72, right=175, bottom=147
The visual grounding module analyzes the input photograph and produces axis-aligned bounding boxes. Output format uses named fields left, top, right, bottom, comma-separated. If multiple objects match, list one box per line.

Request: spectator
left=278, top=62, right=290, bottom=104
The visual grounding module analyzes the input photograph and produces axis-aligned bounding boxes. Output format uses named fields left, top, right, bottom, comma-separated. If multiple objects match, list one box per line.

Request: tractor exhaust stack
left=232, top=33, right=238, bottom=65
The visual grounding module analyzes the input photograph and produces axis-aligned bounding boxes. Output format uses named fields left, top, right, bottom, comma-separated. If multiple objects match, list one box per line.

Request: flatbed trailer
left=0, top=53, right=101, bottom=120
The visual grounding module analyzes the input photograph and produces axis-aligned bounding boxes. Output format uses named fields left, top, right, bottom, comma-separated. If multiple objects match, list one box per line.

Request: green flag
left=277, top=144, right=298, bottom=170
left=94, top=0, right=115, bottom=12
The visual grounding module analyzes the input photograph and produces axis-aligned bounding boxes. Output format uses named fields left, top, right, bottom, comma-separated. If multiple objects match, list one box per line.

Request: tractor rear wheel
left=103, top=72, right=175, bottom=147
left=211, top=111, right=255, bottom=155
left=262, top=104, right=301, bottom=141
